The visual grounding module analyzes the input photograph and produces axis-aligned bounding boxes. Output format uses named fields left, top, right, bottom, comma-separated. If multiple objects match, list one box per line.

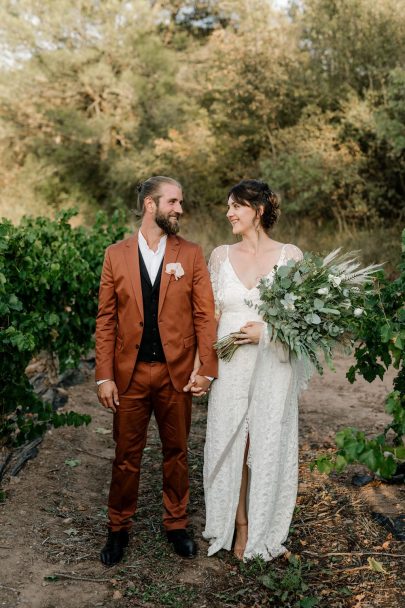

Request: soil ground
left=0, top=355, right=404, bottom=608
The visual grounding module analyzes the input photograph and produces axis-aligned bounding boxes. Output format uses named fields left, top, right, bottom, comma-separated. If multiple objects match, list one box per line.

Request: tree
left=0, top=0, right=403, bottom=228
left=0, top=0, right=199, bottom=212
left=300, top=0, right=405, bottom=101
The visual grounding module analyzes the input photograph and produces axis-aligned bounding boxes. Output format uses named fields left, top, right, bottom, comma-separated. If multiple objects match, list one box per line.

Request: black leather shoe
left=167, top=529, right=197, bottom=558
left=100, top=529, right=129, bottom=566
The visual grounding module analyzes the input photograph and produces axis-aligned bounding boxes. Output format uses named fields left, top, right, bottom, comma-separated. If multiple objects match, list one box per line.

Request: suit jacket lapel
left=158, top=235, right=180, bottom=316
left=123, top=233, right=144, bottom=320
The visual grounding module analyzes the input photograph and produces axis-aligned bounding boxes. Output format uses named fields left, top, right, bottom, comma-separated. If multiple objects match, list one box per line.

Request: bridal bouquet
left=214, top=249, right=381, bottom=373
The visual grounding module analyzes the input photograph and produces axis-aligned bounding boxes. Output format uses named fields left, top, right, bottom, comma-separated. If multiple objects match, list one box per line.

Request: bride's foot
left=233, top=522, right=248, bottom=560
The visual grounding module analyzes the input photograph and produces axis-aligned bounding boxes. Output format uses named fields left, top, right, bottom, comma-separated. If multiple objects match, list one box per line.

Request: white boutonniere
left=165, top=262, right=185, bottom=280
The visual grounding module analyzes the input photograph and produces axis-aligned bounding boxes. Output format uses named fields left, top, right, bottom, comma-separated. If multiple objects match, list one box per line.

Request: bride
left=202, top=179, right=309, bottom=561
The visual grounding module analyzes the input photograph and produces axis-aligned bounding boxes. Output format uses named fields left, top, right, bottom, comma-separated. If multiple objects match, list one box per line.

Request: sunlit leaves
left=0, top=209, right=126, bottom=443
left=314, top=230, right=404, bottom=479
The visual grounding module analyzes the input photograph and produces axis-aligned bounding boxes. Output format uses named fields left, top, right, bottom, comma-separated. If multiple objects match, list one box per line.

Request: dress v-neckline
left=226, top=244, right=286, bottom=292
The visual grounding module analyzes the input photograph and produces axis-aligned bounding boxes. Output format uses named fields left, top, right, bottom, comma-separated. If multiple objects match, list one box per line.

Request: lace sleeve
left=208, top=245, right=227, bottom=316
left=283, top=244, right=303, bottom=263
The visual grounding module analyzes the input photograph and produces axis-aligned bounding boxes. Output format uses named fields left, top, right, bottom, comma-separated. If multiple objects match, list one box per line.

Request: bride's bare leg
left=234, top=436, right=249, bottom=559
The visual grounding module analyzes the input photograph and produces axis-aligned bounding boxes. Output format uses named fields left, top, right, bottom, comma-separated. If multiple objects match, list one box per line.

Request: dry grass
left=182, top=212, right=403, bottom=276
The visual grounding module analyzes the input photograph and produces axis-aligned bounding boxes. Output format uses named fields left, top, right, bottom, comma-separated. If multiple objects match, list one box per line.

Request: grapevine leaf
left=380, top=324, right=393, bottom=343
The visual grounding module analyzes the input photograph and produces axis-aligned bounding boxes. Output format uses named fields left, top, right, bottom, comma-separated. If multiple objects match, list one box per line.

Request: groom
left=95, top=176, right=218, bottom=566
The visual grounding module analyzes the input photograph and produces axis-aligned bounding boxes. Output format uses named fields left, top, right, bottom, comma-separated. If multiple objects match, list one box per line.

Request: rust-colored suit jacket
left=95, top=232, right=218, bottom=394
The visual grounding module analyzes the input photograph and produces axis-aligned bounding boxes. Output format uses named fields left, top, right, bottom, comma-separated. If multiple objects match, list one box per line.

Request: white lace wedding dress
left=203, top=243, right=312, bottom=561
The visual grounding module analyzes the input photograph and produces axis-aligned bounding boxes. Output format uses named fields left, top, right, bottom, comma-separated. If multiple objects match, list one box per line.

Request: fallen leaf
left=382, top=541, right=390, bottom=550
left=64, top=459, right=81, bottom=467
left=95, top=427, right=111, bottom=435
left=64, top=527, right=78, bottom=536
left=353, top=593, right=365, bottom=608
left=338, top=587, right=352, bottom=597
left=367, top=557, right=387, bottom=574
left=300, top=598, right=319, bottom=608
left=113, top=590, right=122, bottom=600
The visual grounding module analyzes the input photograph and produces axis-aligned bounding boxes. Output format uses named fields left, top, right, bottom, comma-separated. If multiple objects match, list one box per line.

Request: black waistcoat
left=137, top=249, right=165, bottom=363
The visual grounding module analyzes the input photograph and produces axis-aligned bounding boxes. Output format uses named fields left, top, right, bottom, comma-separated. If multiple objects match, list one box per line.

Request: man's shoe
left=100, top=529, right=129, bottom=566
left=167, top=529, right=197, bottom=558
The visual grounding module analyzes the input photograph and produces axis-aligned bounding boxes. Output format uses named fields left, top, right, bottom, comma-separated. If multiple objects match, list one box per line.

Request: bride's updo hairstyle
left=228, top=179, right=280, bottom=233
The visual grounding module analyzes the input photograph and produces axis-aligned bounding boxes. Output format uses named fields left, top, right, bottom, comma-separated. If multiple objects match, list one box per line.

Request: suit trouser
left=108, top=361, right=192, bottom=532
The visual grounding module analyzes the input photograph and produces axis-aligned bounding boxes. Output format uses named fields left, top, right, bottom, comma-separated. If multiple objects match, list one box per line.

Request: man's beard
left=155, top=210, right=180, bottom=235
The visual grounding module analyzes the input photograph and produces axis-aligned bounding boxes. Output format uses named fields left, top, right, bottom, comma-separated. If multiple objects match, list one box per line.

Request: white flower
left=165, top=262, right=185, bottom=280
left=317, top=287, right=329, bottom=295
left=281, top=301, right=296, bottom=311
left=281, top=292, right=298, bottom=311
left=328, top=274, right=342, bottom=287
left=353, top=307, right=364, bottom=317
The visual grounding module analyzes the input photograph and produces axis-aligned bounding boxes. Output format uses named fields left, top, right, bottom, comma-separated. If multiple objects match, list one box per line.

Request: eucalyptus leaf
left=319, top=307, right=340, bottom=315
left=276, top=265, right=291, bottom=278
left=313, top=298, right=324, bottom=310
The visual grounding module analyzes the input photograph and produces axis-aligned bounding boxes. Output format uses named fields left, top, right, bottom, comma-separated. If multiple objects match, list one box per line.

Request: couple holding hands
left=96, top=176, right=304, bottom=566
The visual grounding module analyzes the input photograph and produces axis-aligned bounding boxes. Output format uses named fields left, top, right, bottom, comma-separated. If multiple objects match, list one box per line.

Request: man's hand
left=183, top=365, right=199, bottom=393
left=184, top=374, right=211, bottom=396
left=97, top=380, right=119, bottom=413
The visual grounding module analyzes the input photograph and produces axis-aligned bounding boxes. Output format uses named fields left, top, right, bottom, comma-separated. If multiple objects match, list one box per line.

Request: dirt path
left=0, top=355, right=403, bottom=608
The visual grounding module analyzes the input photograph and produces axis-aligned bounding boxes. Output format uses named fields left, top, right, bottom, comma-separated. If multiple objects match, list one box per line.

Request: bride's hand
left=234, top=321, right=264, bottom=345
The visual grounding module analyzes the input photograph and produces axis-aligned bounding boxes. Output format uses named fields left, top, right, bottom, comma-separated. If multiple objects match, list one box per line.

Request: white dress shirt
left=138, top=230, right=167, bottom=284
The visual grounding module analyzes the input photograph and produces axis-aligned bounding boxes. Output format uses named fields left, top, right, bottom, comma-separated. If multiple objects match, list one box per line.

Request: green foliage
left=0, top=0, right=404, bottom=228
left=241, top=554, right=319, bottom=607
left=314, top=229, right=405, bottom=478
left=312, top=427, right=398, bottom=479
left=125, top=582, right=197, bottom=607
left=301, top=0, right=404, bottom=97
left=0, top=209, right=127, bottom=444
